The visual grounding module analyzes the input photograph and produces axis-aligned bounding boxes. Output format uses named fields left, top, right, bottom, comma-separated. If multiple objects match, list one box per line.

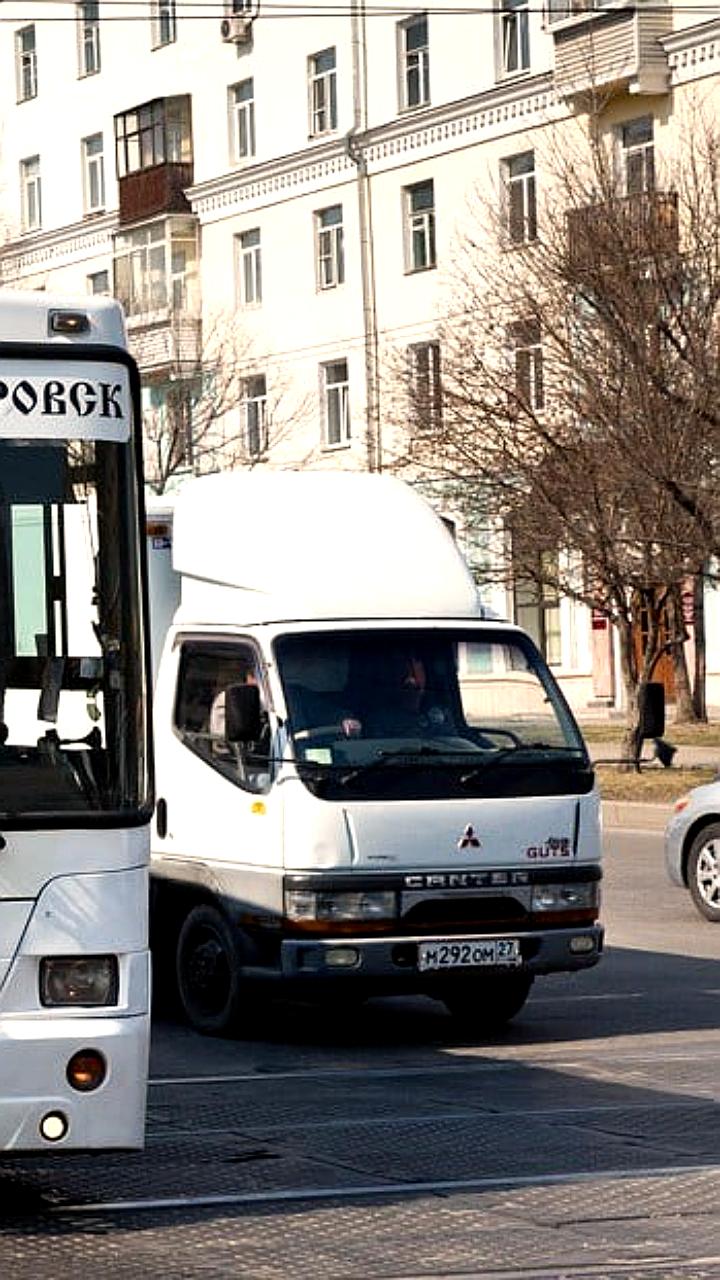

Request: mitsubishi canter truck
left=147, top=470, right=603, bottom=1034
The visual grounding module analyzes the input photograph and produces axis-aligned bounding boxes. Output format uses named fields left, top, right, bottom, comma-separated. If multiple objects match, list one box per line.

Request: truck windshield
left=275, top=628, right=591, bottom=802
left=0, top=438, right=149, bottom=824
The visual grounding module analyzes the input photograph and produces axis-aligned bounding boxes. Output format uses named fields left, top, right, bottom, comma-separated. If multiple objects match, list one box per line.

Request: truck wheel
left=176, top=904, right=250, bottom=1035
left=687, top=825, right=720, bottom=921
left=441, top=974, right=533, bottom=1028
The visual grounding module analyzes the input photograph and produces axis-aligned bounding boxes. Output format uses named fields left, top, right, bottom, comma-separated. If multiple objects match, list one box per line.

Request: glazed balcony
left=551, top=1, right=671, bottom=100
left=115, top=95, right=193, bottom=227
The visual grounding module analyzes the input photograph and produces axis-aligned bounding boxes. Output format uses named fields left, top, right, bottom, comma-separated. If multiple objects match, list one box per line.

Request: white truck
left=148, top=470, right=603, bottom=1035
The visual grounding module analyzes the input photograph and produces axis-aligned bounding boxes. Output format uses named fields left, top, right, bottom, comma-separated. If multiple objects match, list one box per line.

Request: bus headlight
left=531, top=882, right=600, bottom=911
left=40, top=956, right=119, bottom=1007
left=285, top=890, right=397, bottom=923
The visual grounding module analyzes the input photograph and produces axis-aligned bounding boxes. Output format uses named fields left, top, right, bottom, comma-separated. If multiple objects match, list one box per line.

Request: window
left=230, top=79, right=255, bottom=162
left=82, top=133, right=105, bottom=214
left=87, top=269, right=110, bottom=295
left=236, top=228, right=262, bottom=306
left=408, top=341, right=442, bottom=432
left=77, top=2, right=100, bottom=76
left=16, top=26, right=37, bottom=102
left=514, top=554, right=561, bottom=665
left=547, top=0, right=613, bottom=24
left=113, top=218, right=198, bottom=316
left=309, top=48, right=337, bottom=136
left=244, top=375, right=268, bottom=457
left=152, top=0, right=177, bottom=47
left=175, top=642, right=271, bottom=794
left=323, top=360, right=350, bottom=446
left=405, top=180, right=436, bottom=272
left=510, top=319, right=544, bottom=411
left=621, top=116, right=655, bottom=196
left=504, top=151, right=537, bottom=245
left=500, top=0, right=530, bottom=76
left=20, top=157, right=42, bottom=232
left=316, top=205, right=344, bottom=289
left=146, top=379, right=195, bottom=470
left=115, top=97, right=192, bottom=178
left=399, top=14, right=430, bottom=110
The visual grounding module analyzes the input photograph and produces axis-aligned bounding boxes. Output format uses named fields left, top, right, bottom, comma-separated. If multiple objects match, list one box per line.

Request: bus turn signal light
left=66, top=1049, right=106, bottom=1093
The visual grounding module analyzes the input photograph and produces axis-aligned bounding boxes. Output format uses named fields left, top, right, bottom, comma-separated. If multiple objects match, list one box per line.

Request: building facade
left=1, top=1, right=719, bottom=713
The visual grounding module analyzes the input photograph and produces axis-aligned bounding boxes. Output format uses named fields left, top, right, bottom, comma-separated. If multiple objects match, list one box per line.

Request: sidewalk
left=588, top=741, right=720, bottom=768
left=601, top=800, right=670, bottom=830
left=593, top=741, right=720, bottom=829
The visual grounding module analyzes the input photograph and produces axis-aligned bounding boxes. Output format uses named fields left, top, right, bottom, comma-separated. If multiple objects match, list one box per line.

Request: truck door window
left=174, top=642, right=271, bottom=793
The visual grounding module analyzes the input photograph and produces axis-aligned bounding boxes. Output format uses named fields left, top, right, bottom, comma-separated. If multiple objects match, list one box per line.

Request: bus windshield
left=0, top=437, right=149, bottom=823
left=275, top=628, right=592, bottom=802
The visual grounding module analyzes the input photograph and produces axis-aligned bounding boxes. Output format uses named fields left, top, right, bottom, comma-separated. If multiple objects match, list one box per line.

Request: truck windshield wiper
left=295, top=743, right=586, bottom=787
left=459, top=744, right=586, bottom=785
left=332, top=745, right=490, bottom=786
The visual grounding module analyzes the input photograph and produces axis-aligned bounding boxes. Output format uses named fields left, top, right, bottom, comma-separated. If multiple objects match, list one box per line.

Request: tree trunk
left=617, top=616, right=643, bottom=769
left=692, top=572, right=708, bottom=722
left=669, top=583, right=696, bottom=724
left=617, top=592, right=668, bottom=768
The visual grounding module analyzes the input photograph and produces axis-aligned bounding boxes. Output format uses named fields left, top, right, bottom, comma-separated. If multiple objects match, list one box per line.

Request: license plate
left=417, top=938, right=521, bottom=971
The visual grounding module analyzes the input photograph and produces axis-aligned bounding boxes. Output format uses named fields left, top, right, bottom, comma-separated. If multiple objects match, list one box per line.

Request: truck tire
left=687, top=824, right=720, bottom=921
left=176, top=904, right=252, bottom=1035
left=441, top=974, right=533, bottom=1028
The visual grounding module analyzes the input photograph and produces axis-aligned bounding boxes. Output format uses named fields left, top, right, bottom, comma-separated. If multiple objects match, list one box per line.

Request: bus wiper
left=460, top=744, right=585, bottom=785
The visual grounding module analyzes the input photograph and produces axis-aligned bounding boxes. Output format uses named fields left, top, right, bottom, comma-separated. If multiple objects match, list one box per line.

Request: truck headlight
left=531, top=882, right=600, bottom=912
left=40, top=956, right=119, bottom=1007
left=285, top=890, right=397, bottom=923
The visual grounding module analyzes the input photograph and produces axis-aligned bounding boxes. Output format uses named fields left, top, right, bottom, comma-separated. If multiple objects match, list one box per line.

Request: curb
left=601, top=801, right=669, bottom=831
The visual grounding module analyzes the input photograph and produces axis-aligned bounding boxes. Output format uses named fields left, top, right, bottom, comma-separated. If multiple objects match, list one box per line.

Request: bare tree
left=142, top=311, right=315, bottom=494
left=385, top=102, right=720, bottom=759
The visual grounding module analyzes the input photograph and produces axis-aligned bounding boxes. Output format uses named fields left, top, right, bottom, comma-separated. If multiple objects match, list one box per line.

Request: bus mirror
left=224, top=683, right=262, bottom=744
left=639, top=681, right=665, bottom=740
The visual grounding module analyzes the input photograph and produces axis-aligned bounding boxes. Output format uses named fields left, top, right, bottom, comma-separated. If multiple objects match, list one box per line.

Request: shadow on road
left=0, top=942, right=718, bottom=1278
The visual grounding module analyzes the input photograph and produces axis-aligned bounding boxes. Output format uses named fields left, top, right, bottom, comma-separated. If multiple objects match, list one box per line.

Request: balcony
left=127, top=314, right=202, bottom=375
left=552, top=2, right=671, bottom=100
left=118, top=162, right=193, bottom=225
left=115, top=95, right=193, bottom=227
left=566, top=191, right=679, bottom=268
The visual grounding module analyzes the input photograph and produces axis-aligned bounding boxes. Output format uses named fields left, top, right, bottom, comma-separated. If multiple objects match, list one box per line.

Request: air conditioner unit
left=220, top=15, right=252, bottom=42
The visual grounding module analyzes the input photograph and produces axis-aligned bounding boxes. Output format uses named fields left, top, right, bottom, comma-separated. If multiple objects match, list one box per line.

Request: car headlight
left=40, top=955, right=119, bottom=1007
left=531, top=882, right=600, bottom=912
left=284, top=890, right=397, bottom=923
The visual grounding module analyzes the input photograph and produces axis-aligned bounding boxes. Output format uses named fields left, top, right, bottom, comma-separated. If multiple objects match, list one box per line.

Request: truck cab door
left=152, top=636, right=281, bottom=896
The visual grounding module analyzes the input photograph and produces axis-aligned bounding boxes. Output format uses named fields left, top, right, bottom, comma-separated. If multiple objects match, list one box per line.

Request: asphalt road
left=1, top=826, right=719, bottom=1280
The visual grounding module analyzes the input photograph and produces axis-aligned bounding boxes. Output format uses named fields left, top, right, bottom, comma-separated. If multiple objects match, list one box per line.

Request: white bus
left=0, top=292, right=152, bottom=1150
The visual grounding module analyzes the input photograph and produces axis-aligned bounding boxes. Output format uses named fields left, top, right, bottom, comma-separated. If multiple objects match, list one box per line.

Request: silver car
left=665, top=779, right=720, bottom=921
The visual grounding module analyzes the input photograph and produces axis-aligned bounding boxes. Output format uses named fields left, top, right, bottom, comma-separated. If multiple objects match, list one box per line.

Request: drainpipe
left=347, top=0, right=381, bottom=472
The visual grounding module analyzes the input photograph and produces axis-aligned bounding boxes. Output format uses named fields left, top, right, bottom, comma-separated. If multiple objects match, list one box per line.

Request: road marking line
left=55, top=1161, right=720, bottom=1216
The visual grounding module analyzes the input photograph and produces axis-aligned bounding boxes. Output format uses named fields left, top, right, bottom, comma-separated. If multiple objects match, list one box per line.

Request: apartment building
left=0, top=1, right=718, bottom=712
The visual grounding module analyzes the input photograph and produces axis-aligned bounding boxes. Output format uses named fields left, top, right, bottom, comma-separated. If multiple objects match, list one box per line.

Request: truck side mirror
left=224, top=683, right=262, bottom=744
left=639, top=681, right=665, bottom=740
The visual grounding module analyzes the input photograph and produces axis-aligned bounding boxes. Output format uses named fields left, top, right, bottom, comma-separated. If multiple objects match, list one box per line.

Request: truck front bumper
left=281, top=924, right=603, bottom=985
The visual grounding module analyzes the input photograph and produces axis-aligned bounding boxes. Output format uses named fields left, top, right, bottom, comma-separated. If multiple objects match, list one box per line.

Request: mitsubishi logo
left=457, top=824, right=481, bottom=850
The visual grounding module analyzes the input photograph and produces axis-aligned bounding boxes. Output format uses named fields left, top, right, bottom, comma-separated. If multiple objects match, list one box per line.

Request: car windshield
left=274, top=628, right=591, bottom=802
